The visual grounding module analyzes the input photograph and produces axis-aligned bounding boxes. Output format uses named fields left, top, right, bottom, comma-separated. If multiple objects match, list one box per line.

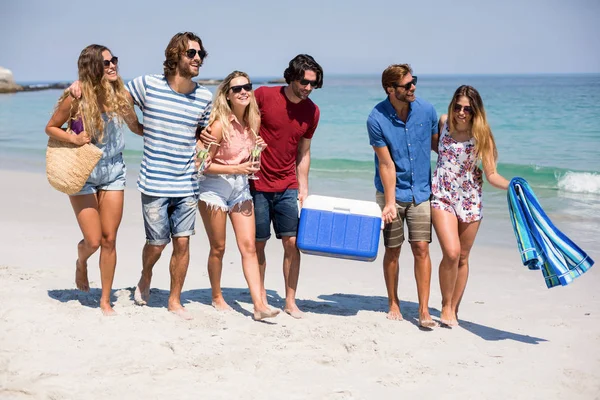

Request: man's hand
left=69, top=80, right=82, bottom=99
left=198, top=125, right=217, bottom=147
left=298, top=190, right=308, bottom=208
left=381, top=203, right=397, bottom=224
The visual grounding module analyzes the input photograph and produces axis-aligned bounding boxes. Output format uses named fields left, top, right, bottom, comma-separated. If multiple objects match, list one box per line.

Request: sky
left=1, top=0, right=599, bottom=82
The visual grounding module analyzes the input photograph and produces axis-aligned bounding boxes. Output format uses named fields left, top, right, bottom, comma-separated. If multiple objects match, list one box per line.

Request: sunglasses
left=103, top=56, right=118, bottom=67
left=185, top=49, right=207, bottom=60
left=230, top=83, right=253, bottom=93
left=392, top=76, right=418, bottom=90
left=454, top=104, right=473, bottom=114
left=299, top=79, right=318, bottom=87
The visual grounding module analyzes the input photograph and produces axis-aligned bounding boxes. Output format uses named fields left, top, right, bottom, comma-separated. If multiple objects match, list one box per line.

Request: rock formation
left=0, top=67, right=23, bottom=93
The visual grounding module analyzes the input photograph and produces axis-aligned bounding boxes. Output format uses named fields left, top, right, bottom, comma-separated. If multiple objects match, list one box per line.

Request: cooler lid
left=302, top=195, right=382, bottom=218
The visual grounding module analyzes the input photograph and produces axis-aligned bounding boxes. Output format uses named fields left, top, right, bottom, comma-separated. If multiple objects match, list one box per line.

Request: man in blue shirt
left=367, top=64, right=438, bottom=328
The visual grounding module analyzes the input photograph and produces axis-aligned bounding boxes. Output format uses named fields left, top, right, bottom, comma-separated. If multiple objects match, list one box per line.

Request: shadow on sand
left=47, top=288, right=547, bottom=344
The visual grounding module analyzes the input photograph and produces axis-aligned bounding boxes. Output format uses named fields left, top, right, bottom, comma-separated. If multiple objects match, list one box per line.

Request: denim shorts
left=141, top=194, right=198, bottom=246
left=198, top=174, right=252, bottom=211
left=72, top=154, right=126, bottom=196
left=252, top=189, right=299, bottom=241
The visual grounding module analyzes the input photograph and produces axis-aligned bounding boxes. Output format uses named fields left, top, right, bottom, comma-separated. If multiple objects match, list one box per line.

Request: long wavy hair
left=56, top=44, right=131, bottom=143
left=448, top=85, right=498, bottom=168
left=207, top=71, right=260, bottom=142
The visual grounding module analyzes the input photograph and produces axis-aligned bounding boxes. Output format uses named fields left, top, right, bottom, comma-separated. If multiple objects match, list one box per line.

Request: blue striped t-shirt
left=127, top=74, right=212, bottom=197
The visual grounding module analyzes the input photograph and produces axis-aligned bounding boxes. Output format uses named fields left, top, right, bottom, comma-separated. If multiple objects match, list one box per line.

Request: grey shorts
left=376, top=191, right=432, bottom=248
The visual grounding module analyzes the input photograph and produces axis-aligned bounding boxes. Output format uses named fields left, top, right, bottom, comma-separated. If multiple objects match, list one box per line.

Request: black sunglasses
left=230, top=83, right=253, bottom=93
left=185, top=49, right=207, bottom=60
left=392, top=76, right=418, bottom=90
left=454, top=104, right=473, bottom=114
left=299, top=79, right=318, bottom=87
left=103, top=56, right=118, bottom=67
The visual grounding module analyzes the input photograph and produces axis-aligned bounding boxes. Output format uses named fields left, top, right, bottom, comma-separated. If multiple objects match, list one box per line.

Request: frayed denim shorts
left=198, top=174, right=253, bottom=211
left=141, top=194, right=198, bottom=246
left=72, top=153, right=126, bottom=196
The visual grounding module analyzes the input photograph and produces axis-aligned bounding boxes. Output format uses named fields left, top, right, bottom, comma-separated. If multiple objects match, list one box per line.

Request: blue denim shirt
left=367, top=97, right=438, bottom=204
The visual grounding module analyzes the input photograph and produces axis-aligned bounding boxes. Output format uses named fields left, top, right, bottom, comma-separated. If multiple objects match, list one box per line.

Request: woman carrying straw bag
left=45, top=44, right=142, bottom=316
left=196, top=71, right=279, bottom=321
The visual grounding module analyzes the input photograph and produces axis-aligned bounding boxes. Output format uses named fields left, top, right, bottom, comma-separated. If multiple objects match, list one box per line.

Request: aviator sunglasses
left=103, top=56, right=118, bottom=67
left=230, top=83, right=253, bottom=93
left=185, top=49, right=207, bottom=60
left=454, top=104, right=473, bottom=114
left=392, top=76, right=418, bottom=90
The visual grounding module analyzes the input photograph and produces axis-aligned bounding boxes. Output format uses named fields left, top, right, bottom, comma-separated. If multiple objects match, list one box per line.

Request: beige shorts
left=376, top=191, right=432, bottom=248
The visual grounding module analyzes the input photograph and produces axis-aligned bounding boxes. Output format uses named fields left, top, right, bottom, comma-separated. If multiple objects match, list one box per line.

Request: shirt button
left=408, top=143, right=411, bottom=146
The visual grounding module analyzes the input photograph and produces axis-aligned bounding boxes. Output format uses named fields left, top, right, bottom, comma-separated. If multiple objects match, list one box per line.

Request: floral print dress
left=431, top=122, right=483, bottom=223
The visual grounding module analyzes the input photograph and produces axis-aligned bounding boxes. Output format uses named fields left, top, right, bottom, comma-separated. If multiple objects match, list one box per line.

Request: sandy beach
left=1, top=167, right=599, bottom=400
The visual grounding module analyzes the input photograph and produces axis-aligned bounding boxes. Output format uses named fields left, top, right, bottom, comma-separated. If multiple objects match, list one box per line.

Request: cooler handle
left=332, top=206, right=351, bottom=214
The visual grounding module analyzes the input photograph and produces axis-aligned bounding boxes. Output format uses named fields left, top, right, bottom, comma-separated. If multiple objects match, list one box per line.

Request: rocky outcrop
left=0, top=67, right=23, bottom=93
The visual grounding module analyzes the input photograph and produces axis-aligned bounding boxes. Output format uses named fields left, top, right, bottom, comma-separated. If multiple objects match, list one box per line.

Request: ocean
left=1, top=74, right=599, bottom=250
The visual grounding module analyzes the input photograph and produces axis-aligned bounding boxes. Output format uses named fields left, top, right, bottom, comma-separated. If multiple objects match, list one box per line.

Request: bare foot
left=169, top=305, right=193, bottom=320
left=134, top=276, right=151, bottom=306
left=75, top=259, right=89, bottom=292
left=211, top=297, right=233, bottom=312
left=418, top=314, right=437, bottom=328
left=254, top=307, right=280, bottom=321
left=100, top=303, right=117, bottom=316
left=386, top=304, right=403, bottom=321
left=440, top=313, right=458, bottom=327
left=284, top=304, right=304, bottom=319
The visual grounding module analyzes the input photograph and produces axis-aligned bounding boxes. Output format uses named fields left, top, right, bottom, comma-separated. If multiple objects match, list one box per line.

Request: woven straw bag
left=46, top=119, right=103, bottom=195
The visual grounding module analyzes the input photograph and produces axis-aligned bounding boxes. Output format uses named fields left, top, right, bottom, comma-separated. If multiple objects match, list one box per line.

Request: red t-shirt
left=252, top=86, right=320, bottom=192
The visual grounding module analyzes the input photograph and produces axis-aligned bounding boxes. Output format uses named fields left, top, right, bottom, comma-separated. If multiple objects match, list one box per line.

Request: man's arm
left=373, top=146, right=397, bottom=224
left=124, top=92, right=143, bottom=136
left=296, top=137, right=312, bottom=206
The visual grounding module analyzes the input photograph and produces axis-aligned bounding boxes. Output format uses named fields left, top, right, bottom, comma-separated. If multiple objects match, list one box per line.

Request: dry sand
left=1, top=169, right=599, bottom=399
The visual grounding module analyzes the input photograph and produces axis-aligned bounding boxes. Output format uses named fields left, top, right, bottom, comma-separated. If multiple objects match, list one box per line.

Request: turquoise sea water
left=1, top=74, right=599, bottom=250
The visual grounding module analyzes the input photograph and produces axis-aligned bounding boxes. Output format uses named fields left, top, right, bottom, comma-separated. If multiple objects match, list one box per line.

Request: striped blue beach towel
left=507, top=177, right=594, bottom=288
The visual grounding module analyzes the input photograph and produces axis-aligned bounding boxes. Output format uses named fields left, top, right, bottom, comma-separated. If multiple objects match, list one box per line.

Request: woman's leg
left=69, top=194, right=102, bottom=292
left=432, top=207, right=461, bottom=326
left=229, top=200, right=279, bottom=320
left=96, top=190, right=124, bottom=316
left=199, top=201, right=231, bottom=311
left=452, top=220, right=481, bottom=321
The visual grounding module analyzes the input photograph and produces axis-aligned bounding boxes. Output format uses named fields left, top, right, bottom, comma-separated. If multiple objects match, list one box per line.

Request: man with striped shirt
left=128, top=32, right=212, bottom=319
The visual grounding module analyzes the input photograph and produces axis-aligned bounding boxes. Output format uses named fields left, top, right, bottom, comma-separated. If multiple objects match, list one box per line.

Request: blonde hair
left=56, top=44, right=132, bottom=143
left=207, top=71, right=260, bottom=141
left=448, top=85, right=498, bottom=168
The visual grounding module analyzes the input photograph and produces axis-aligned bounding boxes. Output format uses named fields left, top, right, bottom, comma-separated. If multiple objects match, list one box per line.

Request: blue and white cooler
left=297, top=195, right=382, bottom=262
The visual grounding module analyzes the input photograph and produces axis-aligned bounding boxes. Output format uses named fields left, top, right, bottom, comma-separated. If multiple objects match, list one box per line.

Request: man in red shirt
left=200, top=54, right=322, bottom=318
left=252, top=55, right=322, bottom=318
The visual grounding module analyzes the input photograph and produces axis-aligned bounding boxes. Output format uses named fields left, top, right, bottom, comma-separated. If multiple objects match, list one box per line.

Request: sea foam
left=557, top=172, right=600, bottom=194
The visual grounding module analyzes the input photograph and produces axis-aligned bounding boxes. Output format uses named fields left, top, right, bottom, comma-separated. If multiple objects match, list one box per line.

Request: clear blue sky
left=1, top=0, right=599, bottom=82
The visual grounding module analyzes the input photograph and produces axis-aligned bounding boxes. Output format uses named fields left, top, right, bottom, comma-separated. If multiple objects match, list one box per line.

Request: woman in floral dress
left=431, top=85, right=510, bottom=327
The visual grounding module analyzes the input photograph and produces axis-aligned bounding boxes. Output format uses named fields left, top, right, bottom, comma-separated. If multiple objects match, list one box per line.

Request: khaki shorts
left=376, top=191, right=432, bottom=248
